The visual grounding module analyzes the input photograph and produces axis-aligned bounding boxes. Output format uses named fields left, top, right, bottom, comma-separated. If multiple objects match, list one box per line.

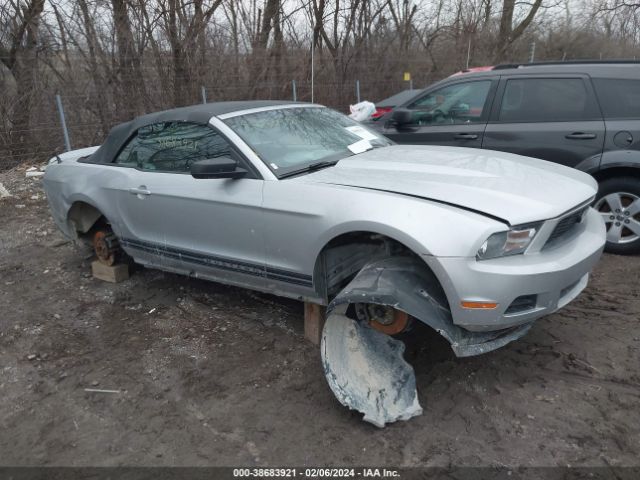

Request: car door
left=382, top=78, right=497, bottom=148
left=111, top=121, right=266, bottom=290
left=483, top=76, right=605, bottom=169
left=592, top=76, right=640, bottom=161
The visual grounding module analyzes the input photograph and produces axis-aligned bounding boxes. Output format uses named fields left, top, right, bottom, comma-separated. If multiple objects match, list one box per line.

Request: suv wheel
left=594, top=177, right=640, bottom=254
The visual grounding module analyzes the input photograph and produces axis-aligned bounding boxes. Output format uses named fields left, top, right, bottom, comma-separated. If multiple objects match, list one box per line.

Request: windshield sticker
left=345, top=125, right=379, bottom=141
left=347, top=139, right=373, bottom=154
left=270, top=163, right=279, bottom=169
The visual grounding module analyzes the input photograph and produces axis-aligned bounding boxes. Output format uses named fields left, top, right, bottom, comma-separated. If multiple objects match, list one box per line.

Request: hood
left=297, top=145, right=597, bottom=225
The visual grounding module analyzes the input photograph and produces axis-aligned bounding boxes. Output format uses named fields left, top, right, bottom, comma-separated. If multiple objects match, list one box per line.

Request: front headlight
left=476, top=223, right=542, bottom=260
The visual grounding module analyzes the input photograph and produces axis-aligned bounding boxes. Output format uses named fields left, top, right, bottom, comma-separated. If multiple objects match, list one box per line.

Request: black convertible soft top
left=85, top=100, right=299, bottom=164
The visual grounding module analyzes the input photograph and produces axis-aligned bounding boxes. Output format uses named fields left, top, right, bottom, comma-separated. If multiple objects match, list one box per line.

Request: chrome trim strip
left=526, top=198, right=595, bottom=254
left=121, top=237, right=313, bottom=287
left=553, top=196, right=595, bottom=219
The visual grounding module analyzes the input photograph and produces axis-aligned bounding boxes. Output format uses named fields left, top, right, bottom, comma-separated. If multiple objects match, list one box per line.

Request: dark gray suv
left=373, top=61, right=640, bottom=254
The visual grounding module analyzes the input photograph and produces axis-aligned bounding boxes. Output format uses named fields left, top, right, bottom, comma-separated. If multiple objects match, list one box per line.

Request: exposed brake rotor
left=93, top=230, right=120, bottom=266
left=355, top=303, right=410, bottom=335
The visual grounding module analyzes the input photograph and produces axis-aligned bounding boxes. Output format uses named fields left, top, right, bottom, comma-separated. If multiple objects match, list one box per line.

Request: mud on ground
left=0, top=166, right=639, bottom=467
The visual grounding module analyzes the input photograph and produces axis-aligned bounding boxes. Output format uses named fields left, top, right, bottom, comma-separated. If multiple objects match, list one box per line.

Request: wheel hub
left=93, top=230, right=119, bottom=266
left=354, top=303, right=410, bottom=335
left=595, top=191, right=640, bottom=245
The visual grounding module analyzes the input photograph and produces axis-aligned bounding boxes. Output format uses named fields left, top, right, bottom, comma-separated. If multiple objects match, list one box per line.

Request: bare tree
left=494, top=0, right=544, bottom=61
left=387, top=0, right=418, bottom=53
left=112, top=0, right=147, bottom=116
left=0, top=0, right=46, bottom=159
left=157, top=0, right=224, bottom=106
left=3, top=0, right=639, bottom=171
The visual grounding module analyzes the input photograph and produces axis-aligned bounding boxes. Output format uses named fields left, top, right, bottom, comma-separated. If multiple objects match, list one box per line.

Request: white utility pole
left=311, top=38, right=315, bottom=103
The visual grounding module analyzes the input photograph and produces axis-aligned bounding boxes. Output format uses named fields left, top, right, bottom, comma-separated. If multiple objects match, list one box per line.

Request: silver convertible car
left=44, top=101, right=606, bottom=426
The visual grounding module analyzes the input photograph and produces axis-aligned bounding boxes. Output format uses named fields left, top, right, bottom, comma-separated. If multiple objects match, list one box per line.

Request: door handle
left=565, top=132, right=596, bottom=140
left=454, top=133, right=478, bottom=140
left=128, top=186, right=151, bottom=196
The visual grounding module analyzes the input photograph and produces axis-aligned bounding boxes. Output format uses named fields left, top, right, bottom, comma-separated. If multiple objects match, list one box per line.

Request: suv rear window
left=499, top=78, right=598, bottom=122
left=593, top=78, right=640, bottom=119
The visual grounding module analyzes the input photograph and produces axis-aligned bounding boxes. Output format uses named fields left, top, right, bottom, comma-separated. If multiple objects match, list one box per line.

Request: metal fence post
left=201, top=86, right=207, bottom=104
left=356, top=80, right=361, bottom=103
left=55, top=94, right=71, bottom=152
left=292, top=80, right=297, bottom=102
left=529, top=42, right=536, bottom=63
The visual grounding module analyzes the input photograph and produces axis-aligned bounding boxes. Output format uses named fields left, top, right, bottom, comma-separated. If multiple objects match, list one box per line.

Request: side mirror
left=190, top=157, right=248, bottom=179
left=391, top=108, right=413, bottom=126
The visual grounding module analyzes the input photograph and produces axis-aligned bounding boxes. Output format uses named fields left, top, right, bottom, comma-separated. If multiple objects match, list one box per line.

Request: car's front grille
left=544, top=206, right=588, bottom=249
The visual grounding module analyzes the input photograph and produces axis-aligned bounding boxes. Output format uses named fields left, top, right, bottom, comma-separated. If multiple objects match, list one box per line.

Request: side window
left=499, top=78, right=599, bottom=123
left=593, top=78, right=640, bottom=119
left=407, top=80, right=492, bottom=126
left=115, top=122, right=232, bottom=172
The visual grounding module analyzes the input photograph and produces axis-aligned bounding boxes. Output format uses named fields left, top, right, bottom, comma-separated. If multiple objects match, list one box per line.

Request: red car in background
left=449, top=65, right=496, bottom=77
left=369, top=89, right=421, bottom=120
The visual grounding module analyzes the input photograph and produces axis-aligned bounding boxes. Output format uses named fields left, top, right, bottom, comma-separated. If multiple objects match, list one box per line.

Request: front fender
left=310, top=200, right=504, bottom=266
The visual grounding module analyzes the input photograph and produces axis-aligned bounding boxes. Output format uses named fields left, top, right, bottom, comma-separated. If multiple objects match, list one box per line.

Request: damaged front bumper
left=321, top=256, right=534, bottom=428
left=327, top=256, right=534, bottom=358
left=428, top=207, right=605, bottom=332
left=321, top=211, right=604, bottom=427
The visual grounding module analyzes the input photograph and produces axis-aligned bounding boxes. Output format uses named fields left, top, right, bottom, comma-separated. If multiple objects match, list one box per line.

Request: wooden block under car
left=304, top=302, right=327, bottom=346
left=91, top=260, right=130, bottom=283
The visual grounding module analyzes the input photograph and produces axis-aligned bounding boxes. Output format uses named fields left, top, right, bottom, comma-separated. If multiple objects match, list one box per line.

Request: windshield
left=223, top=106, right=392, bottom=177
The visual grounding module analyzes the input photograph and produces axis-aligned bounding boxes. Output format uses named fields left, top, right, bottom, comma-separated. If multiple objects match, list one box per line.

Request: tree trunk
left=4, top=0, right=45, bottom=164
left=494, top=0, right=543, bottom=62
left=78, top=0, right=110, bottom=136
left=112, top=0, right=147, bottom=118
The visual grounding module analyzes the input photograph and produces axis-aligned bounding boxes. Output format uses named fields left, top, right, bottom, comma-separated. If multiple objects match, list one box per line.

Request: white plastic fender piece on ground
left=321, top=312, right=423, bottom=428
left=348, top=101, right=376, bottom=122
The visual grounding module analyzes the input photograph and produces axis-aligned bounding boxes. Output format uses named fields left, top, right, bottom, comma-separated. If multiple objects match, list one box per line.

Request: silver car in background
left=43, top=101, right=606, bottom=427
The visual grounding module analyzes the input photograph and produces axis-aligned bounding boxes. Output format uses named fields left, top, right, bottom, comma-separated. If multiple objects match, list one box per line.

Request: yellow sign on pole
left=403, top=72, right=411, bottom=81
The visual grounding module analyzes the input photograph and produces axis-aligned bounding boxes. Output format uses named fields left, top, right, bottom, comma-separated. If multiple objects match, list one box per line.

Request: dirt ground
left=1, top=165, right=639, bottom=468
